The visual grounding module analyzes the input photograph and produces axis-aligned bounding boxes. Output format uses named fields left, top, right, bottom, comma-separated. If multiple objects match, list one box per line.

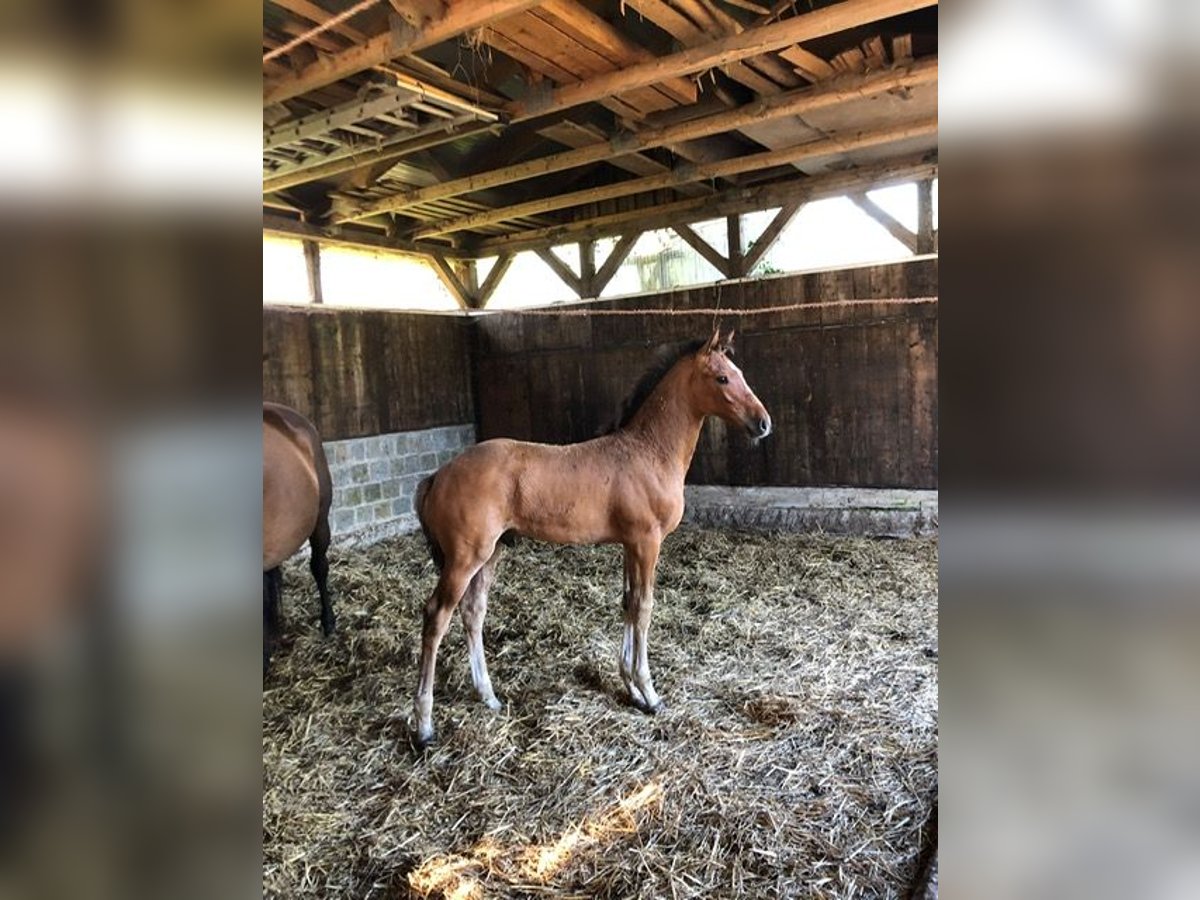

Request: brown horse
left=263, top=401, right=334, bottom=673
left=412, top=328, right=771, bottom=747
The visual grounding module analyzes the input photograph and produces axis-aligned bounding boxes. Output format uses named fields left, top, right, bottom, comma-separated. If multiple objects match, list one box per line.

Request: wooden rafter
left=505, top=0, right=937, bottom=120
left=535, top=248, right=584, bottom=296
left=476, top=252, right=514, bottom=308
left=592, top=232, right=639, bottom=295
left=673, top=223, right=733, bottom=278
left=849, top=191, right=918, bottom=252
left=262, top=211, right=468, bottom=258
left=302, top=239, right=323, bottom=303
left=413, top=117, right=938, bottom=238
left=263, top=0, right=545, bottom=105
left=742, top=201, right=801, bottom=273
left=333, top=58, right=937, bottom=221
left=429, top=253, right=475, bottom=308
left=472, top=155, right=938, bottom=255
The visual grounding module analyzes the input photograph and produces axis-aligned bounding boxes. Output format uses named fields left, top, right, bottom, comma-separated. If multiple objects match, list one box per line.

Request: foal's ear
left=704, top=327, right=722, bottom=354
left=722, top=329, right=736, bottom=351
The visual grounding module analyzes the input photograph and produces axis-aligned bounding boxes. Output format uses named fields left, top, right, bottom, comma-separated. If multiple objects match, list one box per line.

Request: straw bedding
left=263, top=527, right=937, bottom=899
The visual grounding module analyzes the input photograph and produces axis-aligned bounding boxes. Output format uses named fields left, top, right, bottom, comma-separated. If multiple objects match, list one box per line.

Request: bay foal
left=412, top=329, right=771, bottom=747
left=263, top=402, right=334, bottom=672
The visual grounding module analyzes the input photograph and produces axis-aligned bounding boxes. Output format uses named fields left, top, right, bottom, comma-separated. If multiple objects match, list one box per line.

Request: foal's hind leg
left=413, top=552, right=488, bottom=748
left=310, top=516, right=335, bottom=636
left=263, top=568, right=282, bottom=674
left=460, top=549, right=502, bottom=711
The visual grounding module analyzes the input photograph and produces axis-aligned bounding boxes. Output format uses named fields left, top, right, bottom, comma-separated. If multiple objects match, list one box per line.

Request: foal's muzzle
left=746, top=414, right=772, bottom=439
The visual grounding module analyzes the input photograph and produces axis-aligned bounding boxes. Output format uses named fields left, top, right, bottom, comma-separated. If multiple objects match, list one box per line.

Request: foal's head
left=687, top=328, right=772, bottom=439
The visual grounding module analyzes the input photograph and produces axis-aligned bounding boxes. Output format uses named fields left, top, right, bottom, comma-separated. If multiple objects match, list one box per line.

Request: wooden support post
left=726, top=215, right=744, bottom=278
left=917, top=178, right=935, bottom=254
left=741, top=202, right=801, bottom=274
left=475, top=252, right=513, bottom=308
left=535, top=248, right=584, bottom=297
left=673, top=224, right=732, bottom=278
left=302, top=239, right=323, bottom=304
left=849, top=191, right=918, bottom=253
left=592, top=233, right=639, bottom=296
left=579, top=239, right=596, bottom=297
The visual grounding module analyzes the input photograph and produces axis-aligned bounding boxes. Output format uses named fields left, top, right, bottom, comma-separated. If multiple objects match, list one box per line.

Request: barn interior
left=263, top=2, right=938, bottom=897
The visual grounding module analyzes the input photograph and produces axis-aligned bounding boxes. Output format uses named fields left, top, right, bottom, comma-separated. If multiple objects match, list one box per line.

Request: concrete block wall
left=324, top=423, right=474, bottom=544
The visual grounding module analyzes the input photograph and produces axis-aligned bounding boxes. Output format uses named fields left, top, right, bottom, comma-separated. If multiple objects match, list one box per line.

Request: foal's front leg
left=621, top=539, right=663, bottom=714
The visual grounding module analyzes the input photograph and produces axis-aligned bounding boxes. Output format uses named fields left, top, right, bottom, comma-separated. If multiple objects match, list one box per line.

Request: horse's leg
left=622, top=539, right=664, bottom=713
left=263, top=567, right=281, bottom=674
left=460, top=548, right=502, bottom=711
left=413, top=553, right=486, bottom=748
left=619, top=550, right=649, bottom=710
left=310, top=515, right=334, bottom=636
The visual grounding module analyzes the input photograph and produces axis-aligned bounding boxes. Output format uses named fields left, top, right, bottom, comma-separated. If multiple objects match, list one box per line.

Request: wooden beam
left=414, top=117, right=938, bottom=238
left=429, top=252, right=473, bottom=308
left=849, top=191, right=918, bottom=252
left=264, top=117, right=494, bottom=193
left=917, top=177, right=935, bottom=253
left=506, top=0, right=937, bottom=120
left=475, top=252, right=514, bottom=308
left=334, top=57, right=937, bottom=221
left=263, top=0, right=545, bottom=105
left=591, top=232, right=639, bottom=295
left=726, top=214, right=744, bottom=277
left=741, top=201, right=801, bottom=273
left=472, top=155, right=937, bottom=255
left=262, top=211, right=468, bottom=258
left=673, top=223, right=732, bottom=278
left=535, top=248, right=584, bottom=296
left=302, top=239, right=323, bottom=303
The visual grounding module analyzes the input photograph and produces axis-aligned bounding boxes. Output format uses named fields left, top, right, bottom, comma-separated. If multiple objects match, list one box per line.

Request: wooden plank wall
left=262, top=306, right=473, bottom=440
left=473, top=258, right=938, bottom=488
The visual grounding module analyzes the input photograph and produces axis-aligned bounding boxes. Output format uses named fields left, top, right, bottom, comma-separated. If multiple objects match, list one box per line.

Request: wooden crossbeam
left=413, top=118, right=938, bottom=238
left=535, top=248, right=584, bottom=296
left=429, top=252, right=475, bottom=308
left=591, top=232, right=639, bottom=296
left=849, top=191, right=918, bottom=252
left=264, top=117, right=493, bottom=193
left=673, top=224, right=732, bottom=278
left=263, top=211, right=465, bottom=258
left=742, top=202, right=801, bottom=273
left=505, top=0, right=937, bottom=120
left=334, top=57, right=936, bottom=221
left=472, top=155, right=937, bottom=255
left=475, top=252, right=514, bottom=308
left=263, top=0, right=545, bottom=105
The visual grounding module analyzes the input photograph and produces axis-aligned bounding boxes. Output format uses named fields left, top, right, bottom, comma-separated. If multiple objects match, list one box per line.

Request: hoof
left=483, top=696, right=502, bottom=712
left=412, top=730, right=437, bottom=753
left=320, top=615, right=336, bottom=637
left=630, top=694, right=665, bottom=716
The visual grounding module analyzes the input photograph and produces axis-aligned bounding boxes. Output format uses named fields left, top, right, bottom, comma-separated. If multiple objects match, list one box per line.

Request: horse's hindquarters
left=262, top=423, right=320, bottom=570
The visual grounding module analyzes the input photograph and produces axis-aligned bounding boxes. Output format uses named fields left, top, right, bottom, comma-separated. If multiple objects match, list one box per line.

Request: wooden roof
left=263, top=0, right=938, bottom=260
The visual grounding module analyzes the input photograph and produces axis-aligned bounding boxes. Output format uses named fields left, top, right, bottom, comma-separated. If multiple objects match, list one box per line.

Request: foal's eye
left=716, top=376, right=729, bottom=385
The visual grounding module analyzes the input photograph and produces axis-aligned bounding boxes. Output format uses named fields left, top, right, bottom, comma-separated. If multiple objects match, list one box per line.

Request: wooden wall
left=263, top=306, right=473, bottom=440
left=473, top=258, right=938, bottom=488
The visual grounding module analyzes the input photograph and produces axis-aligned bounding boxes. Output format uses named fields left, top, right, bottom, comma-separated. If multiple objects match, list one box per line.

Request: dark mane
left=605, top=339, right=707, bottom=434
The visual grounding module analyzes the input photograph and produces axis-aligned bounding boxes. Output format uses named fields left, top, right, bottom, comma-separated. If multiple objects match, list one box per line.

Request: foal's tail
left=414, top=473, right=444, bottom=572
